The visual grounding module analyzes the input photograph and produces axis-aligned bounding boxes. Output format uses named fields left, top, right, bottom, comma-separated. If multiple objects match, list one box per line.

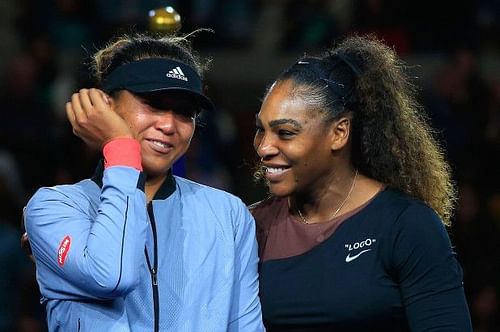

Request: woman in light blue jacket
left=24, top=33, right=264, bottom=332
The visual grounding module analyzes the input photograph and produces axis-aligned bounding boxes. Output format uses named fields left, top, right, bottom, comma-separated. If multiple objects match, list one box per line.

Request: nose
left=254, top=132, right=279, bottom=160
left=154, top=111, right=177, bottom=135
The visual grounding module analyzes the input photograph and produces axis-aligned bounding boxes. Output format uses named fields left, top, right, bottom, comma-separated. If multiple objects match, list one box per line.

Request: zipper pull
left=152, top=268, right=158, bottom=286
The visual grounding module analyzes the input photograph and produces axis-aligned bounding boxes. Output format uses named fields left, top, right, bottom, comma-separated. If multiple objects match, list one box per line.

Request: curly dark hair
left=270, top=34, right=456, bottom=225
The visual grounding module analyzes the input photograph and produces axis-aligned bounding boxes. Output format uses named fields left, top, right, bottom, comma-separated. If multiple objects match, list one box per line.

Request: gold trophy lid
left=148, top=6, right=181, bottom=34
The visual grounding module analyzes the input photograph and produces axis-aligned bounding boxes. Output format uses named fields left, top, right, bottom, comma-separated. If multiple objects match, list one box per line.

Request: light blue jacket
left=24, top=164, right=264, bottom=331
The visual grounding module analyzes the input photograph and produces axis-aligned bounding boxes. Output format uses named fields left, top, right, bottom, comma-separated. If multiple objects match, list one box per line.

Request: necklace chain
left=295, top=169, right=358, bottom=224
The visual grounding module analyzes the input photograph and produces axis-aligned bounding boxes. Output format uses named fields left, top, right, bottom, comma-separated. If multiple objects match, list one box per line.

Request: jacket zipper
left=145, top=202, right=159, bottom=332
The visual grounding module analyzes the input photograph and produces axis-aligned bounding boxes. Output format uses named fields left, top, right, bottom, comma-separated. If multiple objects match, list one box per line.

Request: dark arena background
left=0, top=0, right=499, bottom=331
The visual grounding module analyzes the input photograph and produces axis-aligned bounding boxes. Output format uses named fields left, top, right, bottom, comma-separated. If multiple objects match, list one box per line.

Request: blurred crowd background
left=0, top=0, right=499, bottom=331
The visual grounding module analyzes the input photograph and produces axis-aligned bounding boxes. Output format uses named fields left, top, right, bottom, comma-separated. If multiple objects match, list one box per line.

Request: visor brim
left=127, top=86, right=215, bottom=112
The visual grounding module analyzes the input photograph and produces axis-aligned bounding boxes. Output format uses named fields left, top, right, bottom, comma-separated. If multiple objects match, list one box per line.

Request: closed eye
left=277, top=129, right=296, bottom=139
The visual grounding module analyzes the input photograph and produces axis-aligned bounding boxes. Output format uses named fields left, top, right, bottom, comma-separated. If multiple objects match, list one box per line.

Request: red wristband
left=103, top=138, right=142, bottom=171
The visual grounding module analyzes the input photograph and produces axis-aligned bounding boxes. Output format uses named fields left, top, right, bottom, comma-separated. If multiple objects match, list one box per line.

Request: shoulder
left=173, top=176, right=251, bottom=223
left=376, top=189, right=448, bottom=242
left=375, top=188, right=419, bottom=209
left=374, top=189, right=441, bottom=223
left=173, top=177, right=259, bottom=238
left=175, top=176, right=242, bottom=202
left=28, top=180, right=93, bottom=204
left=248, top=195, right=283, bottom=214
left=387, top=189, right=442, bottom=225
left=24, top=183, right=87, bottom=238
left=25, top=180, right=98, bottom=218
left=248, top=196, right=287, bottom=231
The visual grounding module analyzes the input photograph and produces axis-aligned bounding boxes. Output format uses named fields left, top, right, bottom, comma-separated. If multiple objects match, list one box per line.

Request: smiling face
left=254, top=80, right=343, bottom=197
left=113, top=90, right=197, bottom=179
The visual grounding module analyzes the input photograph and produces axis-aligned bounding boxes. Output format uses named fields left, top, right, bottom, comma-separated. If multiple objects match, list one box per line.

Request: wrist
left=103, top=138, right=142, bottom=171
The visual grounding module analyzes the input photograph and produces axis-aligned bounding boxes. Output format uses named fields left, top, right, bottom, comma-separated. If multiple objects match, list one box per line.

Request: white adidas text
left=166, top=66, right=188, bottom=81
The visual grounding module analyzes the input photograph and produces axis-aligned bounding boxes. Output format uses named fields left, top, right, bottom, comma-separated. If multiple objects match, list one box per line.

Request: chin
left=143, top=164, right=172, bottom=178
left=267, top=184, right=292, bottom=198
left=142, top=157, right=174, bottom=174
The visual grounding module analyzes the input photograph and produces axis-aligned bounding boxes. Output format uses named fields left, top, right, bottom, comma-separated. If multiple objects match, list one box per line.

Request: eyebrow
left=255, top=115, right=303, bottom=129
left=269, top=118, right=302, bottom=129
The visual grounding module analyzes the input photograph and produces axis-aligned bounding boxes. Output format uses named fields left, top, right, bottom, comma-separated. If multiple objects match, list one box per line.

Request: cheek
left=289, top=144, right=319, bottom=173
left=124, top=113, right=149, bottom=135
left=179, top=121, right=195, bottom=141
left=285, top=141, right=307, bottom=160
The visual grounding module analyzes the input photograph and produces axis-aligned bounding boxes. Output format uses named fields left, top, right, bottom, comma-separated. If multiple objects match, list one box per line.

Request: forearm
left=79, top=166, right=148, bottom=294
left=26, top=138, right=148, bottom=298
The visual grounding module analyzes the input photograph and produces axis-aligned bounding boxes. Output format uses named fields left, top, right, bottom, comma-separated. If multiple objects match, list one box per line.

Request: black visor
left=102, top=58, right=215, bottom=112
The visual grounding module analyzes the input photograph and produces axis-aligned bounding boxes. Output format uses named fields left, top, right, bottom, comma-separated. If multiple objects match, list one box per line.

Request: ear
left=329, top=117, right=351, bottom=151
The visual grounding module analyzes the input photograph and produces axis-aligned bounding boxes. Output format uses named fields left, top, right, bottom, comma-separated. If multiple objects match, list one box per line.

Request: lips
left=266, top=166, right=288, bottom=174
left=146, top=138, right=173, bottom=154
left=263, top=165, right=290, bottom=181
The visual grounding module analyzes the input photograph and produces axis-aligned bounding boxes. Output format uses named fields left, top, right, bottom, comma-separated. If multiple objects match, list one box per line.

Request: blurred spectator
left=424, top=49, right=490, bottom=170
left=95, top=0, right=166, bottom=42
left=477, top=0, right=500, bottom=52
left=184, top=86, right=242, bottom=191
left=0, top=0, right=21, bottom=75
left=405, top=0, right=480, bottom=52
left=46, top=0, right=94, bottom=55
left=0, top=151, right=44, bottom=331
left=471, top=286, right=500, bottom=331
left=0, top=52, right=57, bottom=192
left=453, top=182, right=500, bottom=288
left=351, top=0, right=409, bottom=54
left=281, top=0, right=340, bottom=52
left=482, top=79, right=500, bottom=193
left=180, top=0, right=256, bottom=49
left=484, top=79, right=500, bottom=146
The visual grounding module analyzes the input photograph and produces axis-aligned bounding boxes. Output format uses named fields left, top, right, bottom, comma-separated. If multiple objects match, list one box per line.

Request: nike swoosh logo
left=345, top=249, right=372, bottom=263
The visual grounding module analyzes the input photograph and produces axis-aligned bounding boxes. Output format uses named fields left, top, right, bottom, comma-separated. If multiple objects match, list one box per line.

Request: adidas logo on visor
left=166, top=66, right=188, bottom=81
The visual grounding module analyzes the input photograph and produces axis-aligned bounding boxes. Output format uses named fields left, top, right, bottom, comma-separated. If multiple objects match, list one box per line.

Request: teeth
left=151, top=140, right=168, bottom=148
left=266, top=167, right=286, bottom=174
